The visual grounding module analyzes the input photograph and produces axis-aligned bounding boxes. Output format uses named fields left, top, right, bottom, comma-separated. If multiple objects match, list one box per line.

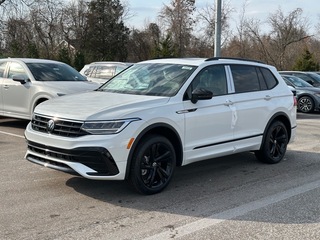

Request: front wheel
left=129, top=135, right=176, bottom=194
left=255, top=121, right=288, bottom=164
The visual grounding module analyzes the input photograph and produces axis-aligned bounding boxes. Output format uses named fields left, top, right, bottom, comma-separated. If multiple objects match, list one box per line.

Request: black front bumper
left=26, top=141, right=120, bottom=176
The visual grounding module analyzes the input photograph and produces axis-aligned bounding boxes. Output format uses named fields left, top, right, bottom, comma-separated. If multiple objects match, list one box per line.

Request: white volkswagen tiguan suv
left=24, top=58, right=297, bottom=194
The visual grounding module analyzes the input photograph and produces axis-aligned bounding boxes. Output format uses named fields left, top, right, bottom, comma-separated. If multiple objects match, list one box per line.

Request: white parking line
left=144, top=179, right=320, bottom=239
left=0, top=130, right=25, bottom=139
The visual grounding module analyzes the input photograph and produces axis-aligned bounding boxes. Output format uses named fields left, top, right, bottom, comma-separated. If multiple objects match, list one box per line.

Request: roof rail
left=205, top=57, right=265, bottom=64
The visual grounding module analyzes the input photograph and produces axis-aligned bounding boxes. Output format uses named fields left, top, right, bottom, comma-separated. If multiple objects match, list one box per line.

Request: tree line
left=0, top=0, right=319, bottom=71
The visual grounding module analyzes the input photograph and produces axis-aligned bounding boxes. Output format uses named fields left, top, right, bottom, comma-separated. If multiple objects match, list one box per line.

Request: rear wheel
left=129, top=134, right=176, bottom=194
left=298, top=96, right=314, bottom=113
left=255, top=121, right=288, bottom=164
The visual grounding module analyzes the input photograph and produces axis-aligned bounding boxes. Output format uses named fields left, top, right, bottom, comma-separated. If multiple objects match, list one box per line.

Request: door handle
left=264, top=95, right=272, bottom=101
left=224, top=99, right=233, bottom=106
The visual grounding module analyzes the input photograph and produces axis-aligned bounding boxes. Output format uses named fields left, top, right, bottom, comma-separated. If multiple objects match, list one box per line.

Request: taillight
left=293, top=96, right=297, bottom=106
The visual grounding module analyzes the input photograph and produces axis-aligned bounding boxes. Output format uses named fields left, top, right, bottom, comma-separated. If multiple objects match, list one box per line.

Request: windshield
left=99, top=63, right=197, bottom=97
left=308, top=72, right=320, bottom=83
left=27, top=63, right=87, bottom=81
left=284, top=75, right=313, bottom=87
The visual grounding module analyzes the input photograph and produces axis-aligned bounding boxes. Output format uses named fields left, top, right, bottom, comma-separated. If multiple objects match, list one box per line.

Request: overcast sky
left=125, top=0, right=319, bottom=33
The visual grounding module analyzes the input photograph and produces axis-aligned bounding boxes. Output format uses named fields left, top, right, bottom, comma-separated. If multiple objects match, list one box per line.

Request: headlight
left=81, top=118, right=141, bottom=134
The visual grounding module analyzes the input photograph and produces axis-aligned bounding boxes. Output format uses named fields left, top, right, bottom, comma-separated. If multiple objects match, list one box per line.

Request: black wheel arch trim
left=260, top=112, right=293, bottom=147
left=125, top=122, right=183, bottom=179
left=297, top=93, right=316, bottom=98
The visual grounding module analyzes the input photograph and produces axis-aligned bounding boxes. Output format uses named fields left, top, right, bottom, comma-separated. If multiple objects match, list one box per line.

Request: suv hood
left=40, top=81, right=99, bottom=94
left=35, top=91, right=170, bottom=120
left=296, top=86, right=320, bottom=93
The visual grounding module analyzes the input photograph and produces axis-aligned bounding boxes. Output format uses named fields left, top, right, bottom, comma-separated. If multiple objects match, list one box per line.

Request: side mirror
left=191, top=88, right=213, bottom=104
left=287, top=86, right=296, bottom=96
left=12, top=74, right=29, bottom=84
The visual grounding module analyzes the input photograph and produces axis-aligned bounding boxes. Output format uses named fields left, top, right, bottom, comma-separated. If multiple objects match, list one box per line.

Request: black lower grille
left=27, top=154, right=76, bottom=174
left=27, top=141, right=119, bottom=176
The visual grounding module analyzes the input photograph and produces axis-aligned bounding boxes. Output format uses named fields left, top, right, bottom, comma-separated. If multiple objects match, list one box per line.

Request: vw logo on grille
left=47, top=119, right=55, bottom=133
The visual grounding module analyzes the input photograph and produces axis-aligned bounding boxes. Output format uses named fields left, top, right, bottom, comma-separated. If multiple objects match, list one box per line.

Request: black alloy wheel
left=298, top=96, right=314, bottom=113
left=129, top=134, right=176, bottom=194
left=255, top=121, right=288, bottom=164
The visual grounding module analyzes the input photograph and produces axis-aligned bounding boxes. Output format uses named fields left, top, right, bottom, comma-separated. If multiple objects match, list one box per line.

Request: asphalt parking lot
left=1, top=112, right=320, bottom=240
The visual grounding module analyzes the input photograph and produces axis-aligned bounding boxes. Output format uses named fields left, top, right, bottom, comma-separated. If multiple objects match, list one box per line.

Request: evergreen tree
left=152, top=33, right=177, bottom=58
left=85, top=0, right=130, bottom=62
left=58, top=47, right=72, bottom=65
left=27, top=42, right=39, bottom=58
left=293, top=48, right=319, bottom=71
left=74, top=52, right=85, bottom=71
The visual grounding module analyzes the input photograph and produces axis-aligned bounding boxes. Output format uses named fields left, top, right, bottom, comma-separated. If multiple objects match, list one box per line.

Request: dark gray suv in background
left=279, top=71, right=320, bottom=87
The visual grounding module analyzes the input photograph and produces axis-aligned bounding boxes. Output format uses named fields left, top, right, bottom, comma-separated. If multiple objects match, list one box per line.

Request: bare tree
left=1, top=0, right=36, bottom=57
left=0, top=0, right=34, bottom=7
left=197, top=0, right=233, bottom=55
left=267, top=8, right=311, bottom=69
left=226, top=0, right=253, bottom=58
left=128, top=28, right=153, bottom=61
left=60, top=0, right=89, bottom=52
left=243, top=8, right=311, bottom=69
left=29, top=0, right=65, bottom=58
left=159, top=0, right=196, bottom=57
left=0, top=0, right=34, bottom=17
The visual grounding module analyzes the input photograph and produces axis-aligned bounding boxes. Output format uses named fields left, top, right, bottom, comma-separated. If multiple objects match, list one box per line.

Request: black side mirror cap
left=12, top=74, right=29, bottom=84
left=191, top=88, right=213, bottom=104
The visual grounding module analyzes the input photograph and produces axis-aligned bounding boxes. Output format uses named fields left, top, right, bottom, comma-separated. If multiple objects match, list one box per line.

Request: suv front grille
left=32, top=114, right=88, bottom=137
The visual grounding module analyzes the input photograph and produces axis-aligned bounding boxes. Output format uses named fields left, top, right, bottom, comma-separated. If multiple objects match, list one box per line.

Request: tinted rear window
left=260, top=67, right=278, bottom=89
left=231, top=65, right=260, bottom=93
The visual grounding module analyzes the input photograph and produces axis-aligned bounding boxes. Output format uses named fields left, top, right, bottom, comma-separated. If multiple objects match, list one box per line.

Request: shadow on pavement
left=0, top=117, right=30, bottom=129
left=65, top=150, right=320, bottom=225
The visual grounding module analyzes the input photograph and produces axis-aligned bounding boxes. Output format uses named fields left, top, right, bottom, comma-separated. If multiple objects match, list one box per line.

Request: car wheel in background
left=298, top=96, right=314, bottom=113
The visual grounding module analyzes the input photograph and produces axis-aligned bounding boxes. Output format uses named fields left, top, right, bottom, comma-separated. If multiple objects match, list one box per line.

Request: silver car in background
left=80, top=61, right=133, bottom=84
left=0, top=58, right=99, bottom=120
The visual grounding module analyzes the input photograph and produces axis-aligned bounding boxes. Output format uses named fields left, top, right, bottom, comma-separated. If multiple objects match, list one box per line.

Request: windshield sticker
left=182, top=66, right=193, bottom=70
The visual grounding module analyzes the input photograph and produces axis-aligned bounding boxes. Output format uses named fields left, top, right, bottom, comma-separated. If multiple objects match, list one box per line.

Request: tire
left=255, top=121, right=288, bottom=164
left=298, top=96, right=314, bottom=113
left=129, top=134, right=176, bottom=195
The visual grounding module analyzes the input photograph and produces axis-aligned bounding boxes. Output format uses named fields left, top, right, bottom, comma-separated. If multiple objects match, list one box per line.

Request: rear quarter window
left=231, top=65, right=260, bottom=93
left=260, top=67, right=278, bottom=89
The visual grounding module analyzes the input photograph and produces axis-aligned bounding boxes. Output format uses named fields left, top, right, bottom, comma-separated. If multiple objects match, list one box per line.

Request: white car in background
left=0, top=58, right=99, bottom=120
left=80, top=61, right=133, bottom=84
left=25, top=57, right=297, bottom=194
